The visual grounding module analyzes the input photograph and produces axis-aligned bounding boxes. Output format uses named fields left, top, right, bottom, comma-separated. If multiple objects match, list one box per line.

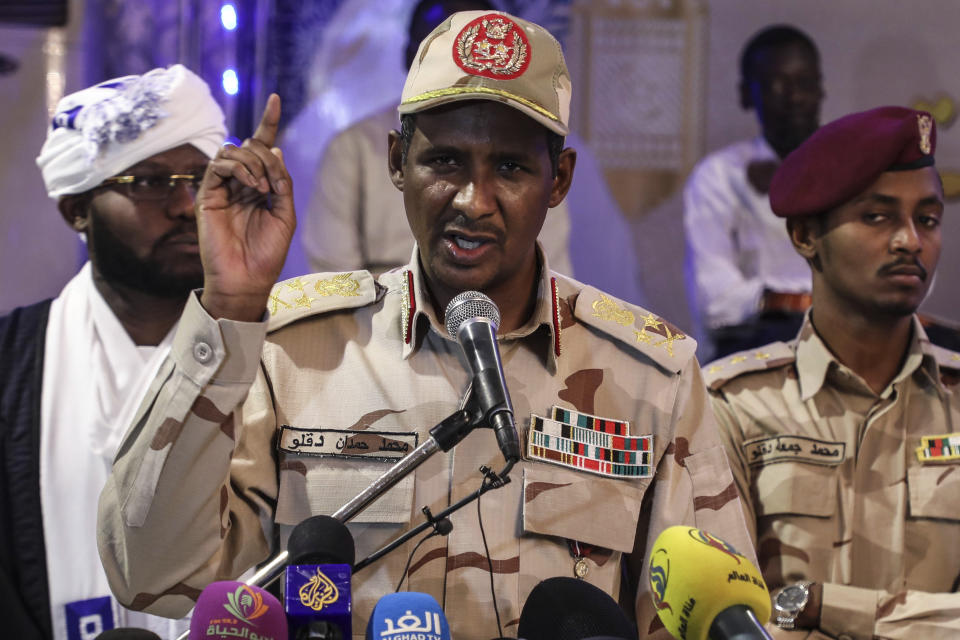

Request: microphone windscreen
left=365, top=592, right=452, bottom=640
left=518, top=577, right=636, bottom=640
left=188, top=580, right=288, bottom=639
left=93, top=630, right=161, bottom=640
left=648, top=526, right=771, bottom=640
left=445, top=290, right=500, bottom=336
left=287, top=514, right=356, bottom=565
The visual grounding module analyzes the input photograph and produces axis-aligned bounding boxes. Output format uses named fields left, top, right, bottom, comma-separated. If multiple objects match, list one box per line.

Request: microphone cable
left=396, top=529, right=441, bottom=592
left=477, top=472, right=504, bottom=638
left=396, top=506, right=454, bottom=592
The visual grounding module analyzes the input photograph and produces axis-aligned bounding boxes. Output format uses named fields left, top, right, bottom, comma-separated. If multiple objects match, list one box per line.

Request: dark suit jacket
left=0, top=300, right=52, bottom=639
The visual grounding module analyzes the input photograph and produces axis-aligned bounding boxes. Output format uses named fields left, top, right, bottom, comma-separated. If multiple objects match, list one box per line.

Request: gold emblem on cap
left=918, top=114, right=933, bottom=155
left=455, top=14, right=530, bottom=79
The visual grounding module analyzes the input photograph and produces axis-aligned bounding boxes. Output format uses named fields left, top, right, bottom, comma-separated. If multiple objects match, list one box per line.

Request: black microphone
left=284, top=515, right=356, bottom=640
left=94, top=630, right=162, bottom=640
left=287, top=514, right=356, bottom=566
left=444, top=291, right=520, bottom=464
left=517, top=577, right=636, bottom=640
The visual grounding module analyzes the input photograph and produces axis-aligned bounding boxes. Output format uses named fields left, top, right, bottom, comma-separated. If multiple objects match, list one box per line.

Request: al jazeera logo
left=300, top=567, right=340, bottom=611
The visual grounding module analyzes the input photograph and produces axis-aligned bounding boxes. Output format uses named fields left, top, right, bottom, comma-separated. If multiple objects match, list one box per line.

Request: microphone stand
left=353, top=464, right=509, bottom=572
left=246, top=392, right=514, bottom=590
left=176, top=387, right=516, bottom=640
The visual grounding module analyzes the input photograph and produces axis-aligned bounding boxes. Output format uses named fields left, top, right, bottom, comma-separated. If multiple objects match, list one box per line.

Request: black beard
left=87, top=211, right=202, bottom=298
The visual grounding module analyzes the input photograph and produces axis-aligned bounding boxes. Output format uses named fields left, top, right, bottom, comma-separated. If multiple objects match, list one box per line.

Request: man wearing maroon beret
left=706, top=106, right=960, bottom=638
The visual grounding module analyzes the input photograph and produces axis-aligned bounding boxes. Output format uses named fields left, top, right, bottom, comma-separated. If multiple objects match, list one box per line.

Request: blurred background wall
left=2, top=0, right=957, bottom=350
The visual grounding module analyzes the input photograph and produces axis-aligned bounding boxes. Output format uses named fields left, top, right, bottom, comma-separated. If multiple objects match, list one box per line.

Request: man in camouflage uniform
left=97, top=11, right=753, bottom=639
left=707, top=106, right=960, bottom=639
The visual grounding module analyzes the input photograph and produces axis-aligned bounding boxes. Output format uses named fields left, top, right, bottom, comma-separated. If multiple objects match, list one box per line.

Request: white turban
left=36, top=64, right=227, bottom=199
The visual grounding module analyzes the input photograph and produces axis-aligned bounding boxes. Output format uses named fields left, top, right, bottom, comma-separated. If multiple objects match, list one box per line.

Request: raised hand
left=197, top=94, right=296, bottom=321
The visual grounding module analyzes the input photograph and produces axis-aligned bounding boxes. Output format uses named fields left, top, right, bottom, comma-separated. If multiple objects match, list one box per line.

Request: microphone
left=444, top=291, right=520, bottom=464
left=648, top=526, right=772, bottom=640
left=365, top=592, right=451, bottom=640
left=188, top=580, right=287, bottom=639
left=94, top=630, right=161, bottom=640
left=517, top=576, right=636, bottom=640
left=284, top=515, right=356, bottom=640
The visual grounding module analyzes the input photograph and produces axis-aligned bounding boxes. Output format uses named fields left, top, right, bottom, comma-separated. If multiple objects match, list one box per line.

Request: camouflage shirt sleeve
left=710, top=390, right=759, bottom=547
left=635, top=358, right=756, bottom=637
left=97, top=292, right=274, bottom=617
left=818, top=584, right=960, bottom=640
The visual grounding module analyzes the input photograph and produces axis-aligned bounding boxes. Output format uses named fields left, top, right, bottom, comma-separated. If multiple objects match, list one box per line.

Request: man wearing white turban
left=0, top=64, right=226, bottom=640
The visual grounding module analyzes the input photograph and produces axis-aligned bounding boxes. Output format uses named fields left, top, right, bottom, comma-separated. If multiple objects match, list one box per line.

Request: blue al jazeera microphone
left=284, top=516, right=356, bottom=640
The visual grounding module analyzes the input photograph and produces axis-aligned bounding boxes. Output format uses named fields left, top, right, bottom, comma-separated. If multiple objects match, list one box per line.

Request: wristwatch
left=773, top=581, right=812, bottom=630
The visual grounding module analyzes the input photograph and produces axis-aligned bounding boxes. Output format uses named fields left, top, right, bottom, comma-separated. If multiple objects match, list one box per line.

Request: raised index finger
left=252, top=93, right=281, bottom=148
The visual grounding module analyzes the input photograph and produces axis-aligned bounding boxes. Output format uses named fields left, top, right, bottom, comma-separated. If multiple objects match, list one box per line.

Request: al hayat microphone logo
left=223, top=584, right=270, bottom=624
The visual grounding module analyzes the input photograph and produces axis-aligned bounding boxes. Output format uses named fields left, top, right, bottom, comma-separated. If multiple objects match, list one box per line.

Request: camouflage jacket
left=707, top=313, right=960, bottom=640
left=98, top=252, right=753, bottom=639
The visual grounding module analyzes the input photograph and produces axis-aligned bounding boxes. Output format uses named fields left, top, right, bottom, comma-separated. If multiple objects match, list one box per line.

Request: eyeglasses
left=99, top=174, right=203, bottom=201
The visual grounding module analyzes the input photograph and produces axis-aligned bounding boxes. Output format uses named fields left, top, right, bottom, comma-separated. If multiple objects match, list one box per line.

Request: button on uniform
left=193, top=340, right=213, bottom=364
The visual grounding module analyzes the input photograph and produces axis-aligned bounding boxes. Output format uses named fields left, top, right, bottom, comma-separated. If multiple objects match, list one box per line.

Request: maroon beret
left=770, top=106, right=936, bottom=218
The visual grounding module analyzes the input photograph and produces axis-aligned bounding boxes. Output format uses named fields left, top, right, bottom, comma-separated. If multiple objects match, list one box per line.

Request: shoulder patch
left=928, top=342, right=960, bottom=387
left=930, top=341, right=960, bottom=369
left=704, top=342, right=795, bottom=390
left=266, top=271, right=380, bottom=333
left=573, top=285, right=696, bottom=374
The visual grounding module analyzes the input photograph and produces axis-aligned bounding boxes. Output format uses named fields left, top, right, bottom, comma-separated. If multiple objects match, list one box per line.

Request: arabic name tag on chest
left=743, top=434, right=846, bottom=467
left=278, top=426, right=418, bottom=463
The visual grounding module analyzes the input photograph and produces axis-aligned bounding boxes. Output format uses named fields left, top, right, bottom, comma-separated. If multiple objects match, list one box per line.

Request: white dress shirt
left=40, top=263, right=186, bottom=639
left=683, top=136, right=811, bottom=329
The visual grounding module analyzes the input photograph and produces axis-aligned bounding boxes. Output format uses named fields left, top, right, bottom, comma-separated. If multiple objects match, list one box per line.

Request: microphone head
left=189, top=581, right=287, bottom=639
left=518, top=577, right=636, bottom=640
left=288, top=514, right=356, bottom=566
left=444, top=290, right=500, bottom=338
left=365, top=591, right=451, bottom=640
left=93, top=630, right=161, bottom=640
left=648, top=526, right=771, bottom=640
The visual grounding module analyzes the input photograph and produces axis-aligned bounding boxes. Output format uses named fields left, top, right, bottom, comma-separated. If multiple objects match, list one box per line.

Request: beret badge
left=918, top=114, right=933, bottom=155
left=454, top=14, right=531, bottom=80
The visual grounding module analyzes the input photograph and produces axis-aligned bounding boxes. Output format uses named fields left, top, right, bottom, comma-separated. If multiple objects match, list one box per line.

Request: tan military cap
left=399, top=10, right=571, bottom=135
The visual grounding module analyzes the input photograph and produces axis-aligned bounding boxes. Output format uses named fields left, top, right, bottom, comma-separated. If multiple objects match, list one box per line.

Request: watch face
left=777, top=585, right=807, bottom=608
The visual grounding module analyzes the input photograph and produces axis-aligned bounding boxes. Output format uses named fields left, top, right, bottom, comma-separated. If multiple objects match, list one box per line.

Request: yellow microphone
left=649, top=526, right=772, bottom=640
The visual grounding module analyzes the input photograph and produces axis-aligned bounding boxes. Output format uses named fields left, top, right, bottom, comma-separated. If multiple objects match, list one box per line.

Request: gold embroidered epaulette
left=929, top=342, right=960, bottom=370
left=573, top=286, right=696, bottom=374
left=266, top=271, right=379, bottom=333
left=704, top=342, right=795, bottom=390
left=928, top=342, right=960, bottom=387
